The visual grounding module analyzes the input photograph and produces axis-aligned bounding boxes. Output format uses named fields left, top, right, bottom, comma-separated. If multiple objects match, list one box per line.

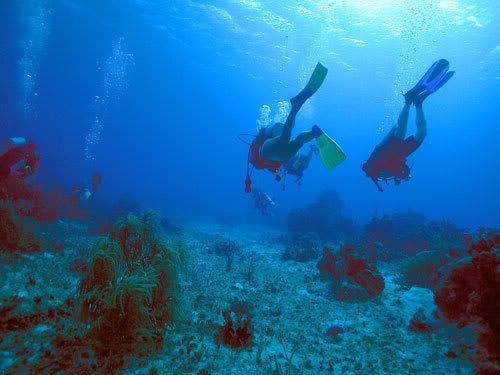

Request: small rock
left=297, top=289, right=310, bottom=297
left=33, top=325, right=51, bottom=334
left=0, top=358, right=14, bottom=371
left=232, top=283, right=244, bottom=290
left=17, top=290, right=28, bottom=298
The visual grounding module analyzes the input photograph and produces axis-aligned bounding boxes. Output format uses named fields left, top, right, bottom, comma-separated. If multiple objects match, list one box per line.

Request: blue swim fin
left=404, top=59, right=453, bottom=105
left=414, top=70, right=455, bottom=106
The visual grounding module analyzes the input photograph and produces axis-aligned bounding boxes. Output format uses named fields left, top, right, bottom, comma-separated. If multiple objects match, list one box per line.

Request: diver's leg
left=414, top=106, right=427, bottom=143
left=279, top=103, right=300, bottom=142
left=305, top=147, right=315, bottom=164
left=277, top=63, right=328, bottom=142
left=377, top=104, right=410, bottom=147
left=393, top=103, right=411, bottom=139
left=262, top=128, right=314, bottom=162
left=261, top=64, right=327, bottom=161
left=287, top=130, right=316, bottom=157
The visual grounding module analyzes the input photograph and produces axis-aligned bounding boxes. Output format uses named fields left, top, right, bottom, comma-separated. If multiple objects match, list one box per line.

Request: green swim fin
left=291, top=63, right=328, bottom=107
left=316, top=132, right=346, bottom=170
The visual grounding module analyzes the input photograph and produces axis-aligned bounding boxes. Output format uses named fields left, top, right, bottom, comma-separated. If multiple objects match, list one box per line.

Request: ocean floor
left=0, top=219, right=473, bottom=374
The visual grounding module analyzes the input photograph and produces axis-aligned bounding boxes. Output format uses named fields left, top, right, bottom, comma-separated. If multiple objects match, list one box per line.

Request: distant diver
left=362, top=59, right=455, bottom=192
left=252, top=188, right=276, bottom=217
left=244, top=63, right=346, bottom=193
left=70, top=172, right=102, bottom=207
left=283, top=144, right=318, bottom=185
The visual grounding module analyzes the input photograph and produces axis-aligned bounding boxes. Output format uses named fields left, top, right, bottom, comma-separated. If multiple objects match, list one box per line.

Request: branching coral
left=211, top=237, right=240, bottom=271
left=75, top=211, right=184, bottom=357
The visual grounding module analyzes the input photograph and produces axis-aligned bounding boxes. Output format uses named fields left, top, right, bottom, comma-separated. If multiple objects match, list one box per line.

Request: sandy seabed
left=0, top=220, right=473, bottom=374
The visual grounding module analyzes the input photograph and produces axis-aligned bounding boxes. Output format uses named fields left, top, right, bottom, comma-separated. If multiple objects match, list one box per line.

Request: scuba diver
left=70, top=172, right=102, bottom=207
left=244, top=63, right=346, bottom=193
left=362, top=59, right=455, bottom=192
left=252, top=188, right=276, bottom=217
left=283, top=144, right=318, bottom=185
left=0, top=137, right=39, bottom=179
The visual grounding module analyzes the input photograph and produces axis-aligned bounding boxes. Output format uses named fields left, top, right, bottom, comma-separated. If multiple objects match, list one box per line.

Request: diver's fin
left=315, top=131, right=346, bottom=170
left=418, top=59, right=450, bottom=87
left=291, top=63, right=328, bottom=108
left=404, top=59, right=450, bottom=104
left=430, top=70, right=454, bottom=93
left=414, top=70, right=455, bottom=106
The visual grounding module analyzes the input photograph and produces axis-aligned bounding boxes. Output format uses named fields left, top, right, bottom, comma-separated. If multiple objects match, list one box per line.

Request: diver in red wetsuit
left=0, top=138, right=40, bottom=180
left=362, top=59, right=455, bottom=192
left=245, top=63, right=335, bottom=192
left=70, top=172, right=102, bottom=207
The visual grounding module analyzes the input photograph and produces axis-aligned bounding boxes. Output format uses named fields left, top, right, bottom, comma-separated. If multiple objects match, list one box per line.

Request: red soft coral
left=317, top=245, right=385, bottom=302
left=317, top=248, right=341, bottom=280
left=215, top=305, right=253, bottom=349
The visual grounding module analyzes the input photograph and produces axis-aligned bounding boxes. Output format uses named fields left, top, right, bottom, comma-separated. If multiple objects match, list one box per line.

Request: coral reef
left=75, top=211, right=184, bottom=359
left=364, top=210, right=464, bottom=258
left=397, top=249, right=456, bottom=289
left=434, top=230, right=500, bottom=372
left=287, top=190, right=357, bottom=242
left=87, top=220, right=113, bottom=235
left=282, top=231, right=322, bottom=262
left=467, top=228, right=500, bottom=256
left=160, top=216, right=183, bottom=235
left=0, top=201, right=40, bottom=254
left=317, top=245, right=385, bottom=302
left=0, top=175, right=57, bottom=222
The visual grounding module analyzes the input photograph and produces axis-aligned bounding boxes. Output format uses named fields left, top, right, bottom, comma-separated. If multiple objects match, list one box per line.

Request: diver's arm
left=414, top=107, right=427, bottom=143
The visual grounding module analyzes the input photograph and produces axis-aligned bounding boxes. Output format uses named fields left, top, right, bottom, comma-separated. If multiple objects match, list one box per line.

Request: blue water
left=1, top=0, right=499, bottom=228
